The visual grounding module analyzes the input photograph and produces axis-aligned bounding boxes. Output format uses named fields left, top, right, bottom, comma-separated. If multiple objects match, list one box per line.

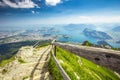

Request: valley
left=0, top=24, right=120, bottom=48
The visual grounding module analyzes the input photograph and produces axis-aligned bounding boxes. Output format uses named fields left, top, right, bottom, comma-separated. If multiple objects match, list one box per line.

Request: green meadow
left=54, top=47, right=120, bottom=80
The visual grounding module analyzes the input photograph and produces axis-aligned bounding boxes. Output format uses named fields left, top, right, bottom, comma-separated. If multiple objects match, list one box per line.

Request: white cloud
left=0, top=3, right=3, bottom=6
left=39, top=15, right=120, bottom=24
left=45, top=0, right=61, bottom=6
left=78, top=16, right=120, bottom=23
left=0, top=1, right=4, bottom=7
left=31, top=11, right=40, bottom=14
left=32, top=11, right=35, bottom=14
left=0, top=0, right=39, bottom=8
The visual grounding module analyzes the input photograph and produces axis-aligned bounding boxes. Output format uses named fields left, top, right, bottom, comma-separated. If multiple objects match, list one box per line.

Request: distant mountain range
left=116, top=40, right=120, bottom=44
left=83, top=28, right=112, bottom=40
left=63, top=24, right=96, bottom=31
left=0, top=23, right=120, bottom=48
left=112, top=26, right=120, bottom=32
left=97, top=40, right=112, bottom=48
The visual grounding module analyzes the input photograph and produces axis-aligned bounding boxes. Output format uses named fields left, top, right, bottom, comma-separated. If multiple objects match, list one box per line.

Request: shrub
left=18, top=57, right=26, bottom=63
left=82, top=41, right=93, bottom=46
left=2, top=69, right=7, bottom=74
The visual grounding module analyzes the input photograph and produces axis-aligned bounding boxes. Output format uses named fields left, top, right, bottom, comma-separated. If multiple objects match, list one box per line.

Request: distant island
left=112, top=26, right=120, bottom=32
left=116, top=40, right=120, bottom=44
left=83, top=28, right=112, bottom=40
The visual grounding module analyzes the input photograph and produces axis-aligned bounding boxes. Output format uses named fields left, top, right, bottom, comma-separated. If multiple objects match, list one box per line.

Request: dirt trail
left=0, top=45, right=52, bottom=80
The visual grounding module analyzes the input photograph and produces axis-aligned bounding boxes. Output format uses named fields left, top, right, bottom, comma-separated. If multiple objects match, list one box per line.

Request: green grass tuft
left=111, top=48, right=119, bottom=50
left=2, top=69, right=8, bottom=74
left=18, top=57, right=26, bottom=63
left=22, top=76, right=29, bottom=80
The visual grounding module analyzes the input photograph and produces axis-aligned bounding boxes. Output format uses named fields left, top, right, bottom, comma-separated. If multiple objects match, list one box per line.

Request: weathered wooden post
left=51, top=39, right=56, bottom=56
left=54, top=46, right=56, bottom=56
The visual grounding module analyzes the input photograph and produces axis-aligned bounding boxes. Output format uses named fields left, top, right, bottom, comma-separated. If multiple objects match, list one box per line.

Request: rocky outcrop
left=15, top=46, right=33, bottom=62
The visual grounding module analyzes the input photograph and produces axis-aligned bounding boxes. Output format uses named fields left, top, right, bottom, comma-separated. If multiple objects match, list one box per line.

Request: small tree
left=82, top=41, right=93, bottom=46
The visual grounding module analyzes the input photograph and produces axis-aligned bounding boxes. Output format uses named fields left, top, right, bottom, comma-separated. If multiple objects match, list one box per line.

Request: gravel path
left=0, top=45, right=52, bottom=80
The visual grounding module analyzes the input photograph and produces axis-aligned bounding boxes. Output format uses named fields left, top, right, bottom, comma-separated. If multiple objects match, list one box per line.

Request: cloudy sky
left=0, top=0, right=120, bottom=25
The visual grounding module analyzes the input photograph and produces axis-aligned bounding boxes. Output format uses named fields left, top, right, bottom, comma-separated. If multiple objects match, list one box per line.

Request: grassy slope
left=56, top=47, right=120, bottom=80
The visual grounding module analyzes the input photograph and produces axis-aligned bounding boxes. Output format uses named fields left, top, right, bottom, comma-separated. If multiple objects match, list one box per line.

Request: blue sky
left=0, top=0, right=120, bottom=25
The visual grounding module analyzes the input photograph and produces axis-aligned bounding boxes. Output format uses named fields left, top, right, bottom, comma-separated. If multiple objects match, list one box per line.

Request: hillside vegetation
left=56, top=47, right=120, bottom=80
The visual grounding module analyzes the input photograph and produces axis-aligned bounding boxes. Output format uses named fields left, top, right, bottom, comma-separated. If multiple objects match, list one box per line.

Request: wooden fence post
left=54, top=46, right=56, bottom=56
